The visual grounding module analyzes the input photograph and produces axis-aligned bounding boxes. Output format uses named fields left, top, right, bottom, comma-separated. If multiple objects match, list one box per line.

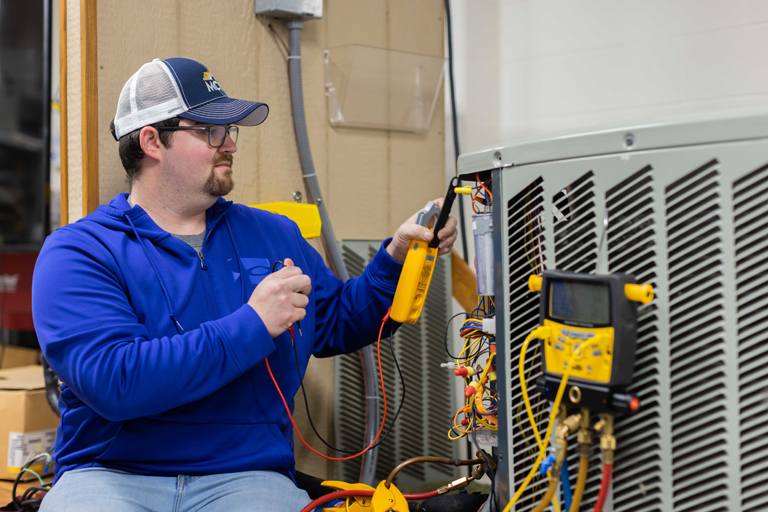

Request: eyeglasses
left=156, top=124, right=238, bottom=148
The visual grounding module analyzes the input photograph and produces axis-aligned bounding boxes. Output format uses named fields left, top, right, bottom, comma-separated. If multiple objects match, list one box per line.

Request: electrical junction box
left=255, top=0, right=322, bottom=19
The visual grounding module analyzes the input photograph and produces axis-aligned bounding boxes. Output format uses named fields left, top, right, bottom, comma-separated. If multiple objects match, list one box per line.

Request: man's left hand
left=386, top=197, right=459, bottom=264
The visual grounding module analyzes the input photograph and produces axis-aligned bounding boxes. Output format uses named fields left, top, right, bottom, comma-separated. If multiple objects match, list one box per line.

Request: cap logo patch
left=202, top=71, right=221, bottom=93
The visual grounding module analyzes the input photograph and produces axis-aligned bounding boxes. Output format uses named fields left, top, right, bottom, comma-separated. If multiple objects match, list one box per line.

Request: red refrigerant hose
left=593, top=463, right=613, bottom=512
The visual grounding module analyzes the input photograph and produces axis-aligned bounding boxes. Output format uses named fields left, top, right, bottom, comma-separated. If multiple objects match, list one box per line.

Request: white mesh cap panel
left=113, top=60, right=186, bottom=139
left=115, top=83, right=132, bottom=122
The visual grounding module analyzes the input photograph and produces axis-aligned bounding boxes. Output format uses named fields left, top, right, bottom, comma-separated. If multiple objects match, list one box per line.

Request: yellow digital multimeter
left=528, top=270, right=652, bottom=411
left=390, top=178, right=459, bottom=324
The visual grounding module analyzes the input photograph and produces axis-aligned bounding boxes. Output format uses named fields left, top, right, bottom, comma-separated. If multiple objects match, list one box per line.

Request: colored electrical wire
left=287, top=314, right=406, bottom=454
left=11, top=454, right=51, bottom=511
left=266, top=309, right=392, bottom=461
left=269, top=260, right=405, bottom=455
left=443, top=310, right=493, bottom=360
left=471, top=173, right=493, bottom=213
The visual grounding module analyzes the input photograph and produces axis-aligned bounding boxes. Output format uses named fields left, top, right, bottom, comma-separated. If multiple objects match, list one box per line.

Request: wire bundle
left=471, top=173, right=493, bottom=214
left=11, top=453, right=52, bottom=511
left=446, top=297, right=497, bottom=441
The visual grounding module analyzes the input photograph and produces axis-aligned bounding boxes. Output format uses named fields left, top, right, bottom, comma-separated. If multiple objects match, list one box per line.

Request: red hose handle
left=299, top=489, right=440, bottom=512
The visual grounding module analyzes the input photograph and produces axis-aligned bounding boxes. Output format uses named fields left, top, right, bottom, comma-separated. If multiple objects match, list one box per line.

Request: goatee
left=205, top=155, right=235, bottom=197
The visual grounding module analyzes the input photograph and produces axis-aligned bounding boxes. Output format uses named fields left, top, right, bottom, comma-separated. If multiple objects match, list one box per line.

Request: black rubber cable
left=289, top=309, right=407, bottom=454
left=444, top=0, right=469, bottom=264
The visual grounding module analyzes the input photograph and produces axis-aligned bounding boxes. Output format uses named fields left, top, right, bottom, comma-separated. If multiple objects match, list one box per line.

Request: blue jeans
left=39, top=467, right=312, bottom=512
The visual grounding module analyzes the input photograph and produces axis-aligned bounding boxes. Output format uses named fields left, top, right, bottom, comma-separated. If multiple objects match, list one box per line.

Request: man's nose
left=220, top=131, right=237, bottom=153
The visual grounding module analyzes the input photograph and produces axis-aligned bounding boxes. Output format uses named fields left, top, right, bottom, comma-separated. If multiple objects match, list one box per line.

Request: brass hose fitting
left=437, top=463, right=488, bottom=495
left=600, top=414, right=616, bottom=465
left=437, top=476, right=471, bottom=495
left=385, top=457, right=483, bottom=488
left=558, top=413, right=582, bottom=439
left=577, top=408, right=591, bottom=452
left=476, top=449, right=497, bottom=472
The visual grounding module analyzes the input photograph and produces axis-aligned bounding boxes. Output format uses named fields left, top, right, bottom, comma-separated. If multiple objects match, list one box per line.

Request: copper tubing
left=385, top=457, right=482, bottom=488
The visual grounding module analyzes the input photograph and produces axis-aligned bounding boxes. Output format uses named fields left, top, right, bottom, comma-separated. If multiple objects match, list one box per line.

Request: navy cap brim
left=178, top=97, right=269, bottom=126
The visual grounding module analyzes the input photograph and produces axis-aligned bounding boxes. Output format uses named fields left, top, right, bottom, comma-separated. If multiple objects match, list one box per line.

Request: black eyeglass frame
left=155, top=124, right=239, bottom=148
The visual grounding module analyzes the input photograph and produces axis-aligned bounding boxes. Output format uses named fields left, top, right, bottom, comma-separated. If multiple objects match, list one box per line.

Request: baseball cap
left=111, top=58, right=269, bottom=140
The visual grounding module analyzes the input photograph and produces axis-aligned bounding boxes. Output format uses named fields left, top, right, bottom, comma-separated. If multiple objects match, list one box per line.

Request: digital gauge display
left=549, top=279, right=610, bottom=325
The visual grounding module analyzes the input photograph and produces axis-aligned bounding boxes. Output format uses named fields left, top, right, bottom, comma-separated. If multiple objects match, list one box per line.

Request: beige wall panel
left=66, top=0, right=82, bottom=221
left=325, top=0, right=391, bottom=238
left=388, top=0, right=444, bottom=55
left=97, top=1, right=180, bottom=203
left=327, top=129, right=391, bottom=237
left=326, top=0, right=389, bottom=48
left=257, top=21, right=307, bottom=206
left=388, top=0, right=445, bottom=229
left=178, top=0, right=263, bottom=206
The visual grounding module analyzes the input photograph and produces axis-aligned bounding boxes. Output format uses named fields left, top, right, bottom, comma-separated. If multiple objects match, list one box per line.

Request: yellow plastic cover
left=250, top=202, right=322, bottom=239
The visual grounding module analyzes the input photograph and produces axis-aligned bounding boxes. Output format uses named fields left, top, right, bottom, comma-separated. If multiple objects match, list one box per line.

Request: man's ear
left=139, top=126, right=163, bottom=162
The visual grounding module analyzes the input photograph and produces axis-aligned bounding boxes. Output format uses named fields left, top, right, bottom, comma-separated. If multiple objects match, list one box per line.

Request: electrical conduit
left=286, top=18, right=380, bottom=485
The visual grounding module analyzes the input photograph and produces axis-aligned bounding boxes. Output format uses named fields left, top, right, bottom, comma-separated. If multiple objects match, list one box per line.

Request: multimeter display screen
left=549, top=279, right=610, bottom=325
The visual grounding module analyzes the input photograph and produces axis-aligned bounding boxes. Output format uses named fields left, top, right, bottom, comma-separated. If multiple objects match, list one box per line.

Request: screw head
left=624, top=133, right=635, bottom=149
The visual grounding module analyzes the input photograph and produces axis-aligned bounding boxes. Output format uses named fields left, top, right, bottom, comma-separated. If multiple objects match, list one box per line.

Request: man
left=32, top=58, right=458, bottom=511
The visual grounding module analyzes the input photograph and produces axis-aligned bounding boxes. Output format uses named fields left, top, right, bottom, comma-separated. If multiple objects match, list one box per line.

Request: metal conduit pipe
left=286, top=18, right=379, bottom=485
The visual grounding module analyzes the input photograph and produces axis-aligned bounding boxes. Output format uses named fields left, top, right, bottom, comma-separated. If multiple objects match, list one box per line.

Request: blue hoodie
left=32, top=193, right=402, bottom=482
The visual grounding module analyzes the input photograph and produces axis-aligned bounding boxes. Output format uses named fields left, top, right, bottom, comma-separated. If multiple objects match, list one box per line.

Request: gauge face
left=548, top=278, right=611, bottom=327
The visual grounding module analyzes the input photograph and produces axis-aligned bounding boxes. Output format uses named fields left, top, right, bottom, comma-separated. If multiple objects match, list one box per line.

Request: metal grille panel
left=506, top=178, right=548, bottom=510
left=665, top=159, right=729, bottom=512
left=607, top=165, right=663, bottom=512
left=733, top=163, right=768, bottom=512
left=553, top=170, right=597, bottom=273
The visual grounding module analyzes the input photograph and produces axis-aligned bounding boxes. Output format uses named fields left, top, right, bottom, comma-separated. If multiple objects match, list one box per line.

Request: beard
left=204, top=154, right=235, bottom=197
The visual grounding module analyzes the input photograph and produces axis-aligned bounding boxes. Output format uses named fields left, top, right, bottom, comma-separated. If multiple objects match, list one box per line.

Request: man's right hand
left=247, top=258, right=311, bottom=338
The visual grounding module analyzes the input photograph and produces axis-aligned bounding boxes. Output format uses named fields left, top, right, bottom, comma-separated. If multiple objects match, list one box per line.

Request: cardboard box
left=0, top=346, right=41, bottom=370
left=0, top=365, right=58, bottom=481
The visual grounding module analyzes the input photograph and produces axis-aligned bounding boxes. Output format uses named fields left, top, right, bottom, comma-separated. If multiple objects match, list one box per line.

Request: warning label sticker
left=7, top=430, right=56, bottom=470
left=473, top=430, right=498, bottom=447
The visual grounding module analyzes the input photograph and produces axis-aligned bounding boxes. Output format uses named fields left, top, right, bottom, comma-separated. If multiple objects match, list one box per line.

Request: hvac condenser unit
left=457, top=112, right=768, bottom=512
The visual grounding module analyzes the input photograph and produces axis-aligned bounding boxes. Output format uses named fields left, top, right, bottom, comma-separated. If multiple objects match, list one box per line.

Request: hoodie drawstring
left=125, top=215, right=184, bottom=334
left=224, top=216, right=247, bottom=304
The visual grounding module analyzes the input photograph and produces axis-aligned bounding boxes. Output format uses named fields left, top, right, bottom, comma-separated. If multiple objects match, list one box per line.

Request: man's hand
left=247, top=258, right=311, bottom=338
left=386, top=197, right=459, bottom=264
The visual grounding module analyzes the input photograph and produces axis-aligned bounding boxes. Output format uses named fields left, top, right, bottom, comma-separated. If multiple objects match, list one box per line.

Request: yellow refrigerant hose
left=501, top=326, right=583, bottom=512
left=569, top=450, right=590, bottom=512
left=567, top=409, right=591, bottom=512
